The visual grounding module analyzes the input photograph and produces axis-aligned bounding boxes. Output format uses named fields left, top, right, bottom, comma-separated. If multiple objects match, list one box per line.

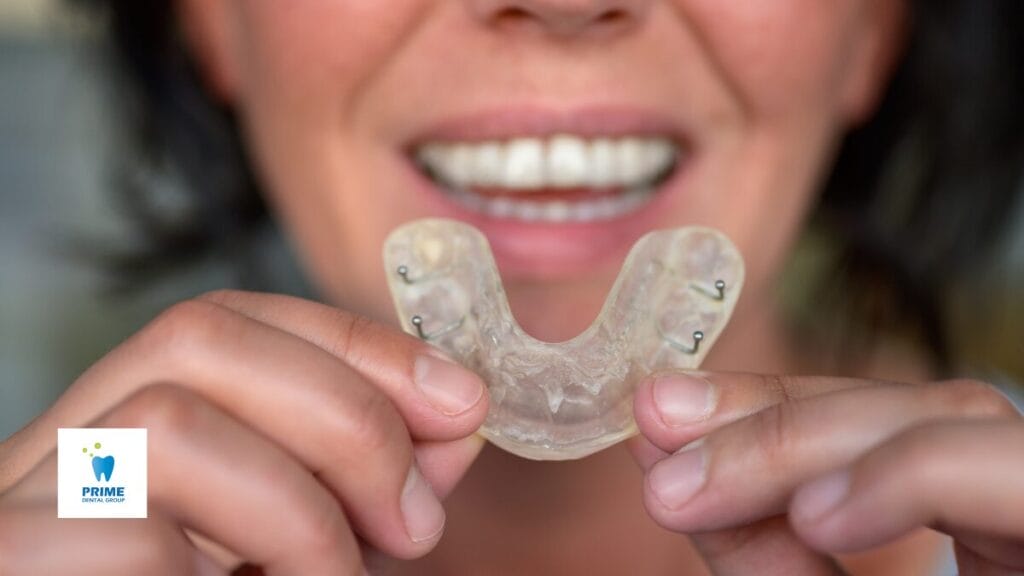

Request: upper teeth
left=415, top=135, right=677, bottom=190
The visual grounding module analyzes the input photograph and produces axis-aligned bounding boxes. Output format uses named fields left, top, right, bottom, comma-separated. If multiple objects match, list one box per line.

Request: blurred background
left=0, top=0, right=248, bottom=438
left=1, top=1, right=1023, bottom=440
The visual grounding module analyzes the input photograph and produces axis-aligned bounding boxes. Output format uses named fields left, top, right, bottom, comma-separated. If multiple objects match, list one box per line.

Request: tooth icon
left=92, top=455, right=115, bottom=482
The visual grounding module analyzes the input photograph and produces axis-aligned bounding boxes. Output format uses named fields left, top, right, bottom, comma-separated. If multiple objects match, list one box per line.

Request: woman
left=1, top=1, right=1022, bottom=574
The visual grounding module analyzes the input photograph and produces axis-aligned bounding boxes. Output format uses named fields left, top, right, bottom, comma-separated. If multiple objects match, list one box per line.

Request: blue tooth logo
left=92, top=455, right=115, bottom=482
left=84, top=442, right=115, bottom=482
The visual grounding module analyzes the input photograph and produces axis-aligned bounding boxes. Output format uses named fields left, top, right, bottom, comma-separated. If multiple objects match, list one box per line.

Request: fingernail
left=652, top=373, right=715, bottom=427
left=400, top=465, right=446, bottom=543
left=793, top=470, right=850, bottom=522
left=414, top=350, right=484, bottom=416
left=647, top=443, right=707, bottom=509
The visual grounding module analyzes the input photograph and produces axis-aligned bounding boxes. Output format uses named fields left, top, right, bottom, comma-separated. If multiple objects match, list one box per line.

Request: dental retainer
left=384, top=218, right=744, bottom=460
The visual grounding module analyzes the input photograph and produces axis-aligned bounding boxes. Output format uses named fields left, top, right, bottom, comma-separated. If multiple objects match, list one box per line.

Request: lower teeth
left=446, top=188, right=655, bottom=223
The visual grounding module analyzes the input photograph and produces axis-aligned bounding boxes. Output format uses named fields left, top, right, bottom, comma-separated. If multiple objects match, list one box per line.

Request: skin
left=1, top=1, right=1022, bottom=574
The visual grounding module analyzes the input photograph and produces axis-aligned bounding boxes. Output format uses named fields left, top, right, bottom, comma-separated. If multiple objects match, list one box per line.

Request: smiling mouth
left=411, top=134, right=682, bottom=223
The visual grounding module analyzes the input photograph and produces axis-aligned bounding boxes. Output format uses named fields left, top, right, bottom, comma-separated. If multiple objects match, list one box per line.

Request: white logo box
left=57, top=428, right=147, bottom=518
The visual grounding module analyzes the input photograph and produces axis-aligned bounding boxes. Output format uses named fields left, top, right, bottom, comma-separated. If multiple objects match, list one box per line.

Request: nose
left=469, top=0, right=651, bottom=37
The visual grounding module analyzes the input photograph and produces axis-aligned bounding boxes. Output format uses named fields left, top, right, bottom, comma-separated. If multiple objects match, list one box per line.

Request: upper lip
left=405, top=105, right=691, bottom=147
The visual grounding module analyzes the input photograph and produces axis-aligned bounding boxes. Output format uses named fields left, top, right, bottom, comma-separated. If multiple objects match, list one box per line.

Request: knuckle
left=750, top=399, right=804, bottom=466
left=196, top=288, right=247, bottom=307
left=762, top=373, right=800, bottom=405
left=110, top=384, right=208, bottom=435
left=136, top=299, right=235, bottom=360
left=935, top=379, right=1020, bottom=419
left=326, top=310, right=376, bottom=364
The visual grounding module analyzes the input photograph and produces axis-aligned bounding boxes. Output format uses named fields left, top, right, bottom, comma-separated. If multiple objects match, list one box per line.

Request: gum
left=384, top=218, right=744, bottom=460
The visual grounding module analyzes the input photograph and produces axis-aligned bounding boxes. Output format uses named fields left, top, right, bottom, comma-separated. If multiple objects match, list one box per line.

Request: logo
left=85, top=442, right=115, bottom=481
left=58, top=428, right=147, bottom=518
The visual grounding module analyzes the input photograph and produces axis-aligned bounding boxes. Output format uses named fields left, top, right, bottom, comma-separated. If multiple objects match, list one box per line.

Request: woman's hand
left=0, top=290, right=489, bottom=575
left=629, top=371, right=1024, bottom=575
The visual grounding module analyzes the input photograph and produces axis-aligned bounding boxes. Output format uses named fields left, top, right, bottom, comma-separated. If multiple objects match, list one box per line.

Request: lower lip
left=398, top=156, right=688, bottom=280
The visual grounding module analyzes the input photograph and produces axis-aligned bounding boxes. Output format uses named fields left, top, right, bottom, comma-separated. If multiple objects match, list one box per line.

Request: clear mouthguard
left=383, top=218, right=744, bottom=460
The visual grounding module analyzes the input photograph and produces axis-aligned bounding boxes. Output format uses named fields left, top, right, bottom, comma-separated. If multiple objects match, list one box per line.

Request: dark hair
left=804, top=2, right=1024, bottom=375
left=80, top=1, right=1024, bottom=376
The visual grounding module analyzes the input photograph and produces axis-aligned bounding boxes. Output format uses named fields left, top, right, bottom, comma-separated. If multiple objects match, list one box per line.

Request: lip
left=398, top=106, right=693, bottom=280
left=405, top=105, right=688, bottom=145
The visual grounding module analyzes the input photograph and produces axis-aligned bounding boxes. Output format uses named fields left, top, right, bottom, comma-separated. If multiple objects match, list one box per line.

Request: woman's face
left=181, top=0, right=903, bottom=342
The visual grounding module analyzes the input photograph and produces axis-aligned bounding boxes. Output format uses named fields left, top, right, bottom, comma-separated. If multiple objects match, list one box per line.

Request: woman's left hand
left=628, top=372, right=1024, bottom=575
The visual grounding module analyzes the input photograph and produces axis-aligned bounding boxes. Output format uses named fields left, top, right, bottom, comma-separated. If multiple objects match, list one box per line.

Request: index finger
left=198, top=290, right=488, bottom=439
left=632, top=371, right=891, bottom=455
left=791, top=420, right=1024, bottom=554
left=5, top=385, right=363, bottom=576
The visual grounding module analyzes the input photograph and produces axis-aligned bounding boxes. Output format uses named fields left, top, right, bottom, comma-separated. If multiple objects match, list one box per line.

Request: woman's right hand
left=0, top=290, right=490, bottom=575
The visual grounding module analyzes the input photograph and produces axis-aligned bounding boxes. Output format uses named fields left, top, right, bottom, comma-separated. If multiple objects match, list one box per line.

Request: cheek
left=224, top=1, right=432, bottom=315
left=232, top=1, right=428, bottom=108
left=675, top=0, right=867, bottom=293
left=698, top=127, right=835, bottom=303
left=682, top=0, right=864, bottom=118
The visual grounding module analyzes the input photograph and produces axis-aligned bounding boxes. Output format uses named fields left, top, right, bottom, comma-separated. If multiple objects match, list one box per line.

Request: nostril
left=493, top=6, right=539, bottom=32
left=596, top=9, right=627, bottom=25
left=592, top=8, right=632, bottom=34
left=497, top=6, right=531, bottom=20
left=482, top=2, right=644, bottom=37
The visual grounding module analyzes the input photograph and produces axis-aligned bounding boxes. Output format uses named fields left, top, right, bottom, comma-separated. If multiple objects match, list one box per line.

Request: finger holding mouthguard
left=384, top=218, right=743, bottom=460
